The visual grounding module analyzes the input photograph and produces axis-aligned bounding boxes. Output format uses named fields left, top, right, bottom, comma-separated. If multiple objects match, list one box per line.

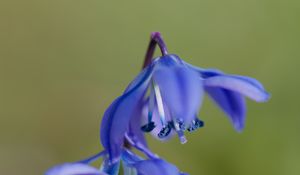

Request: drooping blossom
left=100, top=32, right=270, bottom=163
left=46, top=32, right=269, bottom=175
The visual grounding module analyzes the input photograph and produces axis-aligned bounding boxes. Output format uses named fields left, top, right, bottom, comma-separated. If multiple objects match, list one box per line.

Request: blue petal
left=204, top=75, right=270, bottom=102
left=45, top=163, right=106, bottom=175
left=153, top=60, right=203, bottom=124
left=133, top=159, right=181, bottom=175
left=184, top=63, right=223, bottom=78
left=205, top=87, right=246, bottom=131
left=186, top=63, right=269, bottom=101
left=100, top=64, right=154, bottom=163
left=77, top=150, right=106, bottom=164
left=128, top=100, right=148, bottom=148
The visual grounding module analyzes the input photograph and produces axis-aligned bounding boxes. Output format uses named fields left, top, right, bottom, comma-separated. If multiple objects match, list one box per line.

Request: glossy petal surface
left=205, top=87, right=246, bottom=131
left=133, top=159, right=180, bottom=175
left=153, top=59, right=203, bottom=124
left=204, top=75, right=270, bottom=102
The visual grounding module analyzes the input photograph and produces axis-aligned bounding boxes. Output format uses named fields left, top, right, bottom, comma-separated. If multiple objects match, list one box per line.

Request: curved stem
left=142, top=32, right=168, bottom=68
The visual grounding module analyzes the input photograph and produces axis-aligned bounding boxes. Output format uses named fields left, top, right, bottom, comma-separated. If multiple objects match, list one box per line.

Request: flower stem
left=142, top=32, right=168, bottom=68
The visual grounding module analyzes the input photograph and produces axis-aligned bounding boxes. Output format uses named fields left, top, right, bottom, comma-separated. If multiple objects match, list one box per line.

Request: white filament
left=153, top=83, right=166, bottom=126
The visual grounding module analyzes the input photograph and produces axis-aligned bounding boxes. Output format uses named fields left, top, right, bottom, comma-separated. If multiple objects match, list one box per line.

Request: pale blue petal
left=205, top=87, right=246, bottom=131
left=185, top=63, right=223, bottom=78
left=45, top=163, right=106, bottom=175
left=189, top=64, right=270, bottom=102
left=122, top=150, right=181, bottom=175
left=204, top=75, right=270, bottom=102
left=133, top=159, right=181, bottom=175
left=100, top=64, right=154, bottom=163
left=153, top=63, right=203, bottom=124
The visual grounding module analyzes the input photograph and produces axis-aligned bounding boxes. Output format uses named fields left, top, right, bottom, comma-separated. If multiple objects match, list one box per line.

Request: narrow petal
left=45, top=163, right=107, bottom=175
left=186, top=62, right=269, bottom=100
left=205, top=87, right=246, bottom=131
left=185, top=62, right=269, bottom=131
left=153, top=63, right=203, bottom=124
left=77, top=150, right=106, bottom=164
left=204, top=75, right=270, bottom=102
left=133, top=159, right=181, bottom=175
left=100, top=64, right=154, bottom=163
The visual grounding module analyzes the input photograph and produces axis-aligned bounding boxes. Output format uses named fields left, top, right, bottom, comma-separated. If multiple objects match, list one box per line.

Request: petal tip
left=256, top=91, right=271, bottom=103
left=234, top=123, right=245, bottom=133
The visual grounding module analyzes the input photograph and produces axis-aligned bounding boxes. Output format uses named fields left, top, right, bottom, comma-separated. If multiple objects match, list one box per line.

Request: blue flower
left=100, top=32, right=270, bottom=163
left=46, top=32, right=269, bottom=175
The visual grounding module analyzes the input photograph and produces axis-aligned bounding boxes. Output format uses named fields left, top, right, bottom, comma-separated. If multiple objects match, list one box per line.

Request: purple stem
left=142, top=32, right=168, bottom=68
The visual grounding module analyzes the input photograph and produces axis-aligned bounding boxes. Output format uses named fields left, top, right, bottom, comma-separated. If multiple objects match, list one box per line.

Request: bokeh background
left=1, top=0, right=299, bottom=175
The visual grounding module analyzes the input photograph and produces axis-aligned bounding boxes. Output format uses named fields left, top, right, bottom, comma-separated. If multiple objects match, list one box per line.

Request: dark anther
left=141, top=121, right=156, bottom=132
left=168, top=121, right=174, bottom=129
left=158, top=124, right=172, bottom=138
left=187, top=118, right=204, bottom=132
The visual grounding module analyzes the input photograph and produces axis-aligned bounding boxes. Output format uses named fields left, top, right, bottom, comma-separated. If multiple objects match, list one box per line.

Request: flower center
left=141, top=82, right=205, bottom=143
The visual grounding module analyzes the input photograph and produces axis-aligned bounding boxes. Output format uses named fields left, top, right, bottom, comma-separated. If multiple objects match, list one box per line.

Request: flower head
left=46, top=32, right=269, bottom=175
left=100, top=32, right=270, bottom=163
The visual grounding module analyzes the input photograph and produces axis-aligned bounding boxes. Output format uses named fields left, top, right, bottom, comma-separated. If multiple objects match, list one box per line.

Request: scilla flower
left=46, top=32, right=269, bottom=175
left=101, top=32, right=269, bottom=163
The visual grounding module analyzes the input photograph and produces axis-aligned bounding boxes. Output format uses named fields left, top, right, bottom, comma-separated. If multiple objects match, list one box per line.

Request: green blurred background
left=1, top=0, right=299, bottom=175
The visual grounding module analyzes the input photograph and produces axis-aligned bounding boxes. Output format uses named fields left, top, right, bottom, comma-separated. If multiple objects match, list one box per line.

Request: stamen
left=141, top=121, right=155, bottom=132
left=173, top=119, right=187, bottom=144
left=187, top=118, right=204, bottom=132
left=141, top=88, right=156, bottom=132
left=147, top=87, right=155, bottom=123
left=158, top=124, right=172, bottom=138
left=153, top=83, right=167, bottom=126
left=176, top=130, right=187, bottom=144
